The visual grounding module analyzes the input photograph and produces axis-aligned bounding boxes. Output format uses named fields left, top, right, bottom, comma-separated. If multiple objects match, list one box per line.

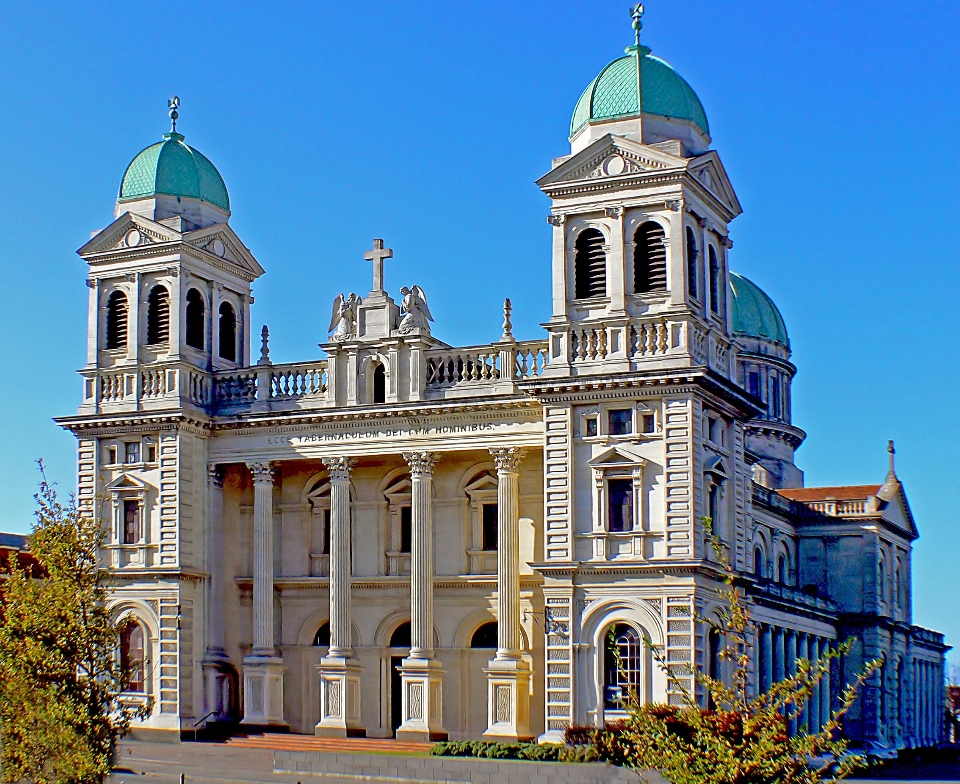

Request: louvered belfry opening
left=685, top=226, right=699, bottom=299
left=633, top=221, right=667, bottom=294
left=709, top=246, right=721, bottom=314
left=146, top=285, right=170, bottom=345
left=106, top=290, right=128, bottom=350
left=185, top=288, right=205, bottom=351
left=574, top=228, right=607, bottom=299
left=219, top=301, right=237, bottom=361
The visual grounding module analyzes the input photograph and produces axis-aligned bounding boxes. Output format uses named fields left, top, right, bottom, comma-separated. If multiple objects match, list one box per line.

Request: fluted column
left=325, top=457, right=355, bottom=658
left=202, top=465, right=230, bottom=722
left=315, top=456, right=364, bottom=737
left=241, top=461, right=285, bottom=726
left=396, top=452, right=447, bottom=742
left=483, top=447, right=532, bottom=742
left=785, top=630, right=797, bottom=735
left=761, top=624, right=774, bottom=693
left=819, top=639, right=831, bottom=732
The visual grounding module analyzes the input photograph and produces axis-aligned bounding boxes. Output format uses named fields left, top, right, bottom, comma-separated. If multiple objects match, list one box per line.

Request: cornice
left=745, top=420, right=806, bottom=449
left=106, top=568, right=207, bottom=583
left=234, top=575, right=543, bottom=591
left=56, top=410, right=211, bottom=437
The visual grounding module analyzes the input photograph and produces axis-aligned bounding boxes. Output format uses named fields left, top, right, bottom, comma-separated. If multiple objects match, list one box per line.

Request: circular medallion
left=125, top=229, right=142, bottom=247
left=602, top=154, right=626, bottom=176
left=211, top=239, right=226, bottom=257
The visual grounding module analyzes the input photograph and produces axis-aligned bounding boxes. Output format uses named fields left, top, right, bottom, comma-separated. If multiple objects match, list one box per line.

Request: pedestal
left=241, top=656, right=286, bottom=727
left=482, top=658, right=533, bottom=742
left=314, top=656, right=365, bottom=737
left=395, top=658, right=447, bottom=742
left=202, top=652, right=233, bottom=723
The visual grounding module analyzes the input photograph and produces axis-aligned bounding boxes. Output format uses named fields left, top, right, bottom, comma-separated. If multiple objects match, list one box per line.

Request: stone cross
left=364, top=238, right=393, bottom=294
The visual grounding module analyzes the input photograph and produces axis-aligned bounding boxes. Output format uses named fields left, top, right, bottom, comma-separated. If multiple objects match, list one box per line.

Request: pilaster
left=202, top=464, right=232, bottom=723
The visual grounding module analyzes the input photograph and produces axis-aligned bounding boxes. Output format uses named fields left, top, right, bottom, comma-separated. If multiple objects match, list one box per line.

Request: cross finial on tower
left=887, top=439, right=897, bottom=480
left=364, top=238, right=393, bottom=294
left=168, top=96, right=181, bottom=134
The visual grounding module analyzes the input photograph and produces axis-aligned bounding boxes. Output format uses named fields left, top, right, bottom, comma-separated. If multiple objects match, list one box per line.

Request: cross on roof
left=364, top=238, right=393, bottom=294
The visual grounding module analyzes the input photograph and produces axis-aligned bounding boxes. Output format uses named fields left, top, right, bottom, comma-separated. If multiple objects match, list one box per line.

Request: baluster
left=658, top=320, right=668, bottom=353
left=598, top=325, right=608, bottom=358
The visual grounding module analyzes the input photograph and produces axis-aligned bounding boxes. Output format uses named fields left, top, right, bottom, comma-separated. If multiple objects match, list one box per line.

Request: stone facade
left=57, top=30, right=946, bottom=749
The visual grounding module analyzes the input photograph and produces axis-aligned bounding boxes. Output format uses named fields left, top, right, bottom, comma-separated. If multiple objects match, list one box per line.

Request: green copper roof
left=730, top=272, right=790, bottom=349
left=571, top=46, right=710, bottom=139
left=118, top=132, right=230, bottom=213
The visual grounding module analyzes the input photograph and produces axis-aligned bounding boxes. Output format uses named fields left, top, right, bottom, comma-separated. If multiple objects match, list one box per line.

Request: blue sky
left=0, top=2, right=957, bottom=663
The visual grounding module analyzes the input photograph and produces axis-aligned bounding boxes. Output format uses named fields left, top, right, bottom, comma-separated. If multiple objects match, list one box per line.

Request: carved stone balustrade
left=80, top=363, right=212, bottom=414
left=423, top=340, right=547, bottom=399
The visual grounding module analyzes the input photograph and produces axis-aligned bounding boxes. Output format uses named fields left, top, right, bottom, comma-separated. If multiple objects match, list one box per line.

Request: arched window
left=373, top=363, right=386, bottom=404
left=120, top=622, right=146, bottom=693
left=389, top=622, right=411, bottom=648
left=603, top=623, right=642, bottom=709
left=313, top=622, right=330, bottom=647
left=470, top=622, right=498, bottom=649
left=574, top=228, right=606, bottom=299
left=894, top=560, right=901, bottom=611
left=685, top=227, right=699, bottom=299
left=218, top=302, right=237, bottom=362
left=185, top=288, right=205, bottom=351
left=754, top=547, right=765, bottom=579
left=707, top=626, right=722, bottom=709
left=146, top=286, right=170, bottom=345
left=878, top=559, right=886, bottom=604
left=633, top=222, right=667, bottom=294
left=708, top=246, right=721, bottom=314
left=106, top=291, right=128, bottom=350
left=777, top=554, right=788, bottom=585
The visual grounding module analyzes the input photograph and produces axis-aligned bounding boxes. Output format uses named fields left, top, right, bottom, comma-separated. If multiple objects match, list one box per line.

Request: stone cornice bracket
left=322, top=456, right=355, bottom=482
left=85, top=278, right=96, bottom=289
left=247, top=461, right=274, bottom=486
left=166, top=266, right=179, bottom=277
left=546, top=214, right=566, bottom=227
left=603, top=206, right=623, bottom=218
left=402, top=451, right=437, bottom=477
left=697, top=217, right=708, bottom=229
left=721, top=236, right=734, bottom=249
left=207, top=463, right=224, bottom=488
left=489, top=446, right=524, bottom=475
left=665, top=199, right=682, bottom=212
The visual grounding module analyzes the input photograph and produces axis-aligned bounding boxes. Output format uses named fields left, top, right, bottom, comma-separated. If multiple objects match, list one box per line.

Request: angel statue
left=398, top=286, right=434, bottom=335
left=328, top=293, right=360, bottom=342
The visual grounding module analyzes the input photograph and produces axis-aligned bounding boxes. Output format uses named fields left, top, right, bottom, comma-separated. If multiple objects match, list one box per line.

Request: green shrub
left=430, top=739, right=597, bottom=763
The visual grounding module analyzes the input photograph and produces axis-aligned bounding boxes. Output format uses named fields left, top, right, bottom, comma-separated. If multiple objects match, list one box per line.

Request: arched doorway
left=388, top=622, right=411, bottom=736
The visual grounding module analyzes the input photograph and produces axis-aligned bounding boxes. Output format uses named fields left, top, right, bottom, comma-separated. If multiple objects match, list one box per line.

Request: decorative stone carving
left=546, top=214, right=565, bottom=226
left=322, top=455, right=355, bottom=482
left=489, top=447, right=524, bottom=475
left=248, top=461, right=273, bottom=486
left=328, top=293, right=360, bottom=342
left=397, top=286, right=433, bottom=335
left=402, top=451, right=437, bottom=477
left=207, top=463, right=224, bottom=488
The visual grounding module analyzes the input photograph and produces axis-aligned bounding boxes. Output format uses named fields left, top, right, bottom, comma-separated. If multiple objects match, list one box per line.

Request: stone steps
left=224, top=732, right=434, bottom=755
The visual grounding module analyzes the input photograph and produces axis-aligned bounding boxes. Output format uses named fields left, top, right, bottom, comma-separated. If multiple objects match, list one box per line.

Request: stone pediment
left=104, top=473, right=148, bottom=492
left=78, top=212, right=180, bottom=257
left=184, top=223, right=265, bottom=279
left=537, top=134, right=680, bottom=189
left=686, top=151, right=742, bottom=217
left=876, top=481, right=919, bottom=540
left=587, top=445, right=647, bottom=468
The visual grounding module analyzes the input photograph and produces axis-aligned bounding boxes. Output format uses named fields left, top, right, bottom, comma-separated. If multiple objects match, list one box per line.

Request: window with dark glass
left=120, top=622, right=145, bottom=692
left=107, top=446, right=118, bottom=465
left=185, top=288, right=205, bottom=350
left=399, top=506, right=412, bottom=553
left=608, top=409, right=632, bottom=436
left=125, top=441, right=140, bottom=464
left=709, top=246, right=721, bottom=314
left=218, top=302, right=237, bottom=362
left=604, top=624, right=641, bottom=709
left=313, top=622, right=330, bottom=646
left=390, top=622, right=411, bottom=648
left=633, top=221, right=667, bottom=294
left=608, top=479, right=633, bottom=532
left=481, top=503, right=498, bottom=551
left=771, top=376, right=781, bottom=419
left=146, top=443, right=157, bottom=463
left=106, top=291, right=128, bottom=350
left=373, top=363, right=386, bottom=404
left=470, top=622, right=498, bottom=649
left=123, top=500, right=140, bottom=544
left=778, top=554, right=788, bottom=585
left=754, top=547, right=764, bottom=578
left=585, top=417, right=598, bottom=437
left=685, top=227, right=699, bottom=299
left=748, top=370, right=761, bottom=400
left=641, top=414, right=656, bottom=434
left=322, top=508, right=331, bottom=555
left=708, top=483, right=720, bottom=523
left=146, top=286, right=170, bottom=345
left=574, top=228, right=606, bottom=299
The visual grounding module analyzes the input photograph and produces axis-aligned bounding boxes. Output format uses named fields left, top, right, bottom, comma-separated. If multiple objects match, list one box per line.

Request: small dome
left=730, top=272, right=790, bottom=349
left=571, top=46, right=709, bottom=140
left=118, top=132, right=230, bottom=213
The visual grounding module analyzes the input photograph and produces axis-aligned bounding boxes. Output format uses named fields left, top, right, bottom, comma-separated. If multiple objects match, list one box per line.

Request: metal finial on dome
left=168, top=96, right=181, bottom=133
left=631, top=4, right=644, bottom=46
left=630, top=5, right=644, bottom=120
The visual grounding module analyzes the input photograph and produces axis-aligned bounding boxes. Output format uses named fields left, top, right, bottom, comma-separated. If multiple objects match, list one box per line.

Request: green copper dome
left=730, top=272, right=790, bottom=349
left=118, top=132, right=230, bottom=213
left=571, top=46, right=709, bottom=139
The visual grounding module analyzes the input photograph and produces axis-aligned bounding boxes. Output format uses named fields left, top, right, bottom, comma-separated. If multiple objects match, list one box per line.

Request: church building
left=57, top=19, right=947, bottom=748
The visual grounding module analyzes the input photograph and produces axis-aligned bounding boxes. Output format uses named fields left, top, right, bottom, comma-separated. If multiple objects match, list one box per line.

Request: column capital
left=489, top=447, right=524, bottom=475
left=322, top=456, right=355, bottom=482
left=247, top=461, right=275, bottom=486
left=208, top=463, right=224, bottom=488
left=403, top=451, right=437, bottom=477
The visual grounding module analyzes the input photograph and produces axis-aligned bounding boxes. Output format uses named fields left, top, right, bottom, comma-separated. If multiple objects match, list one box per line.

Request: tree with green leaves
left=588, top=518, right=881, bottom=784
left=0, top=465, right=150, bottom=784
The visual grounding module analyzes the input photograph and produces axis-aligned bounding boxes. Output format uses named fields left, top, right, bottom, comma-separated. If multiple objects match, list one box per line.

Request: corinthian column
left=483, top=447, right=532, bottom=741
left=315, top=456, right=364, bottom=737
left=241, top=461, right=285, bottom=727
left=396, top=451, right=447, bottom=741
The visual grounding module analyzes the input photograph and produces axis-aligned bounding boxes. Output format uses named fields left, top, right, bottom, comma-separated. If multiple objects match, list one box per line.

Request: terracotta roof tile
left=777, top=485, right=882, bottom=502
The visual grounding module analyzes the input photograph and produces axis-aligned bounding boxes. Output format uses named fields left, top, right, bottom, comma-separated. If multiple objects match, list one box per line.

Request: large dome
left=118, top=132, right=230, bottom=213
left=730, top=272, right=790, bottom=349
left=570, top=45, right=709, bottom=140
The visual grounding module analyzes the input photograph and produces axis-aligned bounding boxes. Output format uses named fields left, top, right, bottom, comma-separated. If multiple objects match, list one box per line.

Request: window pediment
left=588, top=446, right=647, bottom=470
left=105, top=473, right=148, bottom=493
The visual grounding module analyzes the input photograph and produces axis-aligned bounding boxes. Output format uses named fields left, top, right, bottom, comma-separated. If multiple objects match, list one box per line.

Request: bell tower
left=76, top=99, right=264, bottom=415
